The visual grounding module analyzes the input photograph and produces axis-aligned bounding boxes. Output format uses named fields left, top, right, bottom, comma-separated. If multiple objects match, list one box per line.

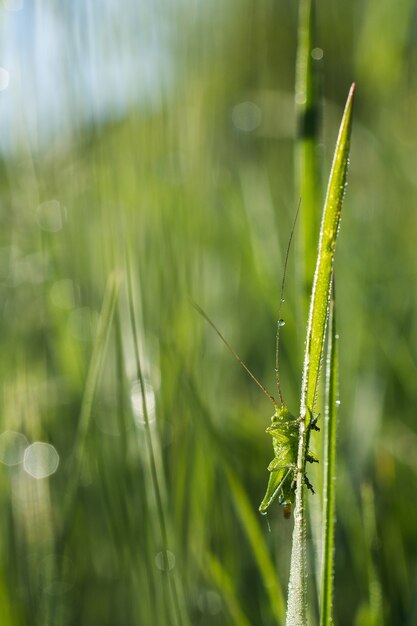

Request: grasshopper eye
left=282, top=502, right=292, bottom=519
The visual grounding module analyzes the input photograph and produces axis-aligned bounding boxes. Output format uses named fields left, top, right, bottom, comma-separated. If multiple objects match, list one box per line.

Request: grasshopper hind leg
left=290, top=466, right=315, bottom=495
left=304, top=473, right=315, bottom=494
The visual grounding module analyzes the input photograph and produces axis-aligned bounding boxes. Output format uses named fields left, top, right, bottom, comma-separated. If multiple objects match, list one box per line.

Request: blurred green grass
left=0, top=1, right=417, bottom=625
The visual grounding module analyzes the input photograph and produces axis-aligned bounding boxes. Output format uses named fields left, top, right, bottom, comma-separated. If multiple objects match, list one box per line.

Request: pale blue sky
left=0, top=0, right=175, bottom=153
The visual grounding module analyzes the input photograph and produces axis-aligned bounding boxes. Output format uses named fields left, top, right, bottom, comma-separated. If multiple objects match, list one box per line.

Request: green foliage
left=0, top=2, right=416, bottom=626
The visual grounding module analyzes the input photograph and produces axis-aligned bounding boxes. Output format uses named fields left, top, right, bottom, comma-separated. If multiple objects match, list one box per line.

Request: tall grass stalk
left=295, top=0, right=320, bottom=300
left=320, top=285, right=338, bottom=626
left=295, top=0, right=323, bottom=595
left=361, top=483, right=384, bottom=625
left=286, top=84, right=355, bottom=626
left=226, top=468, right=286, bottom=625
left=181, top=364, right=285, bottom=624
left=63, top=271, right=120, bottom=521
left=206, top=553, right=253, bottom=626
left=125, top=249, right=188, bottom=626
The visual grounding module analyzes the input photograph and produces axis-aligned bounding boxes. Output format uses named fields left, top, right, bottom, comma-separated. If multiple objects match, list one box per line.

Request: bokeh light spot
left=0, top=431, right=28, bottom=466
left=197, top=590, right=222, bottom=615
left=231, top=101, right=262, bottom=132
left=130, top=380, right=156, bottom=425
left=36, top=200, right=65, bottom=232
left=311, top=47, right=324, bottom=60
left=155, top=550, right=175, bottom=571
left=23, top=442, right=59, bottom=479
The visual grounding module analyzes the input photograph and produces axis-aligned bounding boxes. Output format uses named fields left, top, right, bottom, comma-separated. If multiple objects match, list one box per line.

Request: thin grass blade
left=320, top=284, right=338, bottom=626
left=206, top=552, right=253, bottom=626
left=295, top=0, right=320, bottom=300
left=360, top=483, right=384, bottom=626
left=126, top=250, right=190, bottom=626
left=286, top=83, right=355, bottom=626
left=302, top=82, right=355, bottom=414
left=63, top=271, right=120, bottom=519
left=226, top=468, right=286, bottom=625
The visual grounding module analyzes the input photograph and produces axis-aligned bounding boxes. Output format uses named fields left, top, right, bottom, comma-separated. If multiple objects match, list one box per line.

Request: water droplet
left=23, top=442, right=59, bottom=479
left=265, top=514, right=271, bottom=532
left=155, top=550, right=175, bottom=571
left=278, top=319, right=285, bottom=327
left=335, top=400, right=341, bottom=407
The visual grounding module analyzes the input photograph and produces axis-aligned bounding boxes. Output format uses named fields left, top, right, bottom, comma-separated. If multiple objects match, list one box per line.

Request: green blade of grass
left=303, top=82, right=355, bottom=414
left=286, top=83, right=355, bottom=626
left=320, top=283, right=338, bottom=626
left=125, top=248, right=189, bottom=626
left=63, top=271, right=120, bottom=520
left=360, top=483, right=384, bottom=626
left=226, top=467, right=286, bottom=625
left=295, top=0, right=320, bottom=300
left=205, top=552, right=253, bottom=626
left=295, top=0, right=323, bottom=595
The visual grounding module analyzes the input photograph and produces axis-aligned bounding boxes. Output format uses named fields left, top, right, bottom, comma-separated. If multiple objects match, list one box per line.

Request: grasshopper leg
left=306, top=451, right=319, bottom=464
left=304, top=473, right=315, bottom=494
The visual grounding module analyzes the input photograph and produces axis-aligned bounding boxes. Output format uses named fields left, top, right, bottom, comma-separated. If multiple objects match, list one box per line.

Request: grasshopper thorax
left=271, top=404, right=298, bottom=426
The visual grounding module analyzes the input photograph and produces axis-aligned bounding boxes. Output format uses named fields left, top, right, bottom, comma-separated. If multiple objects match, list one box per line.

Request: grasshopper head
left=271, top=404, right=290, bottom=424
left=269, top=405, right=298, bottom=433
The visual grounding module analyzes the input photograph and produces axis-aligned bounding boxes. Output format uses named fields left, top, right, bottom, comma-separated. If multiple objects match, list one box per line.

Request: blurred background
left=0, top=1, right=416, bottom=624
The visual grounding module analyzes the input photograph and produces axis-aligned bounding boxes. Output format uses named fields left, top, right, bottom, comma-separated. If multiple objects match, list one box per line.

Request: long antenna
left=275, top=198, right=302, bottom=407
left=192, top=301, right=279, bottom=412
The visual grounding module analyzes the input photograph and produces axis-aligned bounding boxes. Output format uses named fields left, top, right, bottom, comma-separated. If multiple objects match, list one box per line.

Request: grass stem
left=286, top=84, right=355, bottom=626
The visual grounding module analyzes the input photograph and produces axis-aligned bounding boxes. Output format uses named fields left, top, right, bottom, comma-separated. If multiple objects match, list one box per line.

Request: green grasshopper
left=194, top=209, right=319, bottom=518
